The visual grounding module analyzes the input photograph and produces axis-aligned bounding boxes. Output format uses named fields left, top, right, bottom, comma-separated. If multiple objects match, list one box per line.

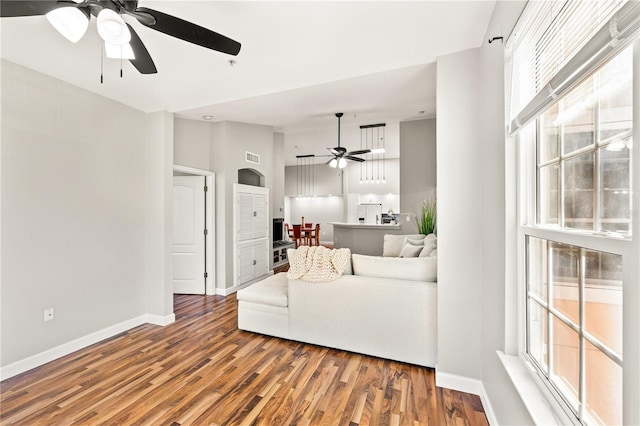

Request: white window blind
left=507, top=0, right=638, bottom=133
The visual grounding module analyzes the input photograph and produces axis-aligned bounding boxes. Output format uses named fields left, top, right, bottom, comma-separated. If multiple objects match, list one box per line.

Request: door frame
left=173, top=165, right=216, bottom=295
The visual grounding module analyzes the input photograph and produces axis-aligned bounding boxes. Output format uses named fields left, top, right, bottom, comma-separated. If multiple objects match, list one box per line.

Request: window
left=521, top=46, right=633, bottom=425
left=508, top=1, right=639, bottom=424
left=527, top=237, right=623, bottom=425
left=537, top=48, right=633, bottom=235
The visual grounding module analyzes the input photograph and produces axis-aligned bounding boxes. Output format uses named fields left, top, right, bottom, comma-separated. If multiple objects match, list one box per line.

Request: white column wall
left=436, top=48, right=484, bottom=380
left=146, top=111, right=175, bottom=319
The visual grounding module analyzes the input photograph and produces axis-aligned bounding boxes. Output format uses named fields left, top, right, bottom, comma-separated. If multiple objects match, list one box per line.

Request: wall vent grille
left=245, top=151, right=260, bottom=164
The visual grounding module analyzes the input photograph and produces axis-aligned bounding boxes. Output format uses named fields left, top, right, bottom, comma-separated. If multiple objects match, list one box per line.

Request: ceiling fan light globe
left=45, top=7, right=89, bottom=43
left=97, top=9, right=131, bottom=45
left=338, top=158, right=347, bottom=168
left=328, top=158, right=338, bottom=168
left=105, top=42, right=136, bottom=59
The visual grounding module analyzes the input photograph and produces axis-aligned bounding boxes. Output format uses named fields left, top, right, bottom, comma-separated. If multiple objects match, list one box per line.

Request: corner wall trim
left=436, top=369, right=497, bottom=426
left=216, top=286, right=237, bottom=296
left=0, top=313, right=175, bottom=381
left=146, top=313, right=176, bottom=326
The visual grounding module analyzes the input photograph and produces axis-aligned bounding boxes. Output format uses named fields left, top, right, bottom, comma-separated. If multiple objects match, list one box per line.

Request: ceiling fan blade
left=127, top=23, right=157, bottom=74
left=325, top=158, right=335, bottom=165
left=328, top=148, right=341, bottom=156
left=345, top=156, right=366, bottom=162
left=134, top=7, right=241, bottom=56
left=346, top=149, right=371, bottom=156
left=297, top=154, right=334, bottom=159
left=0, top=0, right=60, bottom=17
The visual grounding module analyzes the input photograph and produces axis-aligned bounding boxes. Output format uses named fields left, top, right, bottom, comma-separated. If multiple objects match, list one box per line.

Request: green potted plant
left=416, top=199, right=437, bottom=235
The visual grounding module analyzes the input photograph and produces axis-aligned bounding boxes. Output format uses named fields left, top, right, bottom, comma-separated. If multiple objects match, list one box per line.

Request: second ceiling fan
left=297, top=113, right=385, bottom=169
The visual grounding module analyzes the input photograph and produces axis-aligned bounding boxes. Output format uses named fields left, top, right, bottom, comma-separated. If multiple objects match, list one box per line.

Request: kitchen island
left=329, top=222, right=410, bottom=256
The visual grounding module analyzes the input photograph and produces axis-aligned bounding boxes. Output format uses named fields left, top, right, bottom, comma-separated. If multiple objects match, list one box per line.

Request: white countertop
left=328, top=222, right=401, bottom=229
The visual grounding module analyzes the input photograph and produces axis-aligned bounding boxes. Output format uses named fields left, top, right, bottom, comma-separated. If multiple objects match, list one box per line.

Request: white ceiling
left=0, top=0, right=496, bottom=134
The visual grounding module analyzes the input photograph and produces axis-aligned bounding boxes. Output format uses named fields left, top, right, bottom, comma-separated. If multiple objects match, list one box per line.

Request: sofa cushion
left=352, top=254, right=437, bottom=282
left=236, top=272, right=289, bottom=307
left=404, top=235, right=425, bottom=246
left=419, top=234, right=437, bottom=257
left=399, top=243, right=422, bottom=258
left=382, top=234, right=424, bottom=257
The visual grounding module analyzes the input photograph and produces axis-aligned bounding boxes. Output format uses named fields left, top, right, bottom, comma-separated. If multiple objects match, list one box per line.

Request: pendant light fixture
left=45, top=6, right=89, bottom=43
left=97, top=8, right=131, bottom=46
left=359, top=123, right=386, bottom=184
left=296, top=155, right=315, bottom=197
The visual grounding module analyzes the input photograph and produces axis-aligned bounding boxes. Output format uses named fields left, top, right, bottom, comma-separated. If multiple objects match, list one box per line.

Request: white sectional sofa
left=237, top=235, right=438, bottom=367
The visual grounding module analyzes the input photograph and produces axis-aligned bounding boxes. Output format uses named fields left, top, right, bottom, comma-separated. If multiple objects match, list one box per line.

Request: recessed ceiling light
left=203, top=115, right=213, bottom=120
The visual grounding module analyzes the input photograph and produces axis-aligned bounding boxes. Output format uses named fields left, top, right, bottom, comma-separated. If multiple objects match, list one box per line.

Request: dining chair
left=304, top=223, right=314, bottom=245
left=292, top=224, right=303, bottom=247
left=314, top=223, right=321, bottom=246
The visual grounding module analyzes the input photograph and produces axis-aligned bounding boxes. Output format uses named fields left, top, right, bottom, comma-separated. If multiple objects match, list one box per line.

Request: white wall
left=400, top=118, right=436, bottom=233
left=272, top=132, right=285, bottom=218
left=174, top=119, right=276, bottom=290
left=284, top=163, right=343, bottom=196
left=436, top=2, right=532, bottom=424
left=146, top=111, right=174, bottom=318
left=436, top=47, right=485, bottom=380
left=287, top=196, right=344, bottom=244
left=210, top=121, right=275, bottom=290
left=174, top=118, right=210, bottom=170
left=478, top=2, right=534, bottom=425
left=1, top=60, right=171, bottom=368
left=343, top=158, right=400, bottom=195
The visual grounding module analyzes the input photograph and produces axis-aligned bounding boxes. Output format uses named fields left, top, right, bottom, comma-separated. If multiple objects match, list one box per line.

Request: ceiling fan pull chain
left=120, top=47, right=123, bottom=78
left=100, top=44, right=104, bottom=84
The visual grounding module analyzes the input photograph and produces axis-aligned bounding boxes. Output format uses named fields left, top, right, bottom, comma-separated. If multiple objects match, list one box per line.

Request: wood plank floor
left=1, top=294, right=489, bottom=425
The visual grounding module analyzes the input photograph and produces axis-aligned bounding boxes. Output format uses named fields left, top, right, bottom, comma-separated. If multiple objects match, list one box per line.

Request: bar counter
left=329, top=222, right=409, bottom=256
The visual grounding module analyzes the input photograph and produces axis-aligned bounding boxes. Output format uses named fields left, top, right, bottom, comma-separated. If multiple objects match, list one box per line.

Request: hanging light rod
left=359, top=123, right=386, bottom=129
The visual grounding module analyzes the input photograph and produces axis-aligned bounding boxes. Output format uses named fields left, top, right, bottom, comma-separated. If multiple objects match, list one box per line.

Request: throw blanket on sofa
left=287, top=246, right=351, bottom=282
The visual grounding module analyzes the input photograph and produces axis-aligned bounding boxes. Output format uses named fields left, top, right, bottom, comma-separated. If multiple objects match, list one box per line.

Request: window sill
left=497, top=351, right=575, bottom=426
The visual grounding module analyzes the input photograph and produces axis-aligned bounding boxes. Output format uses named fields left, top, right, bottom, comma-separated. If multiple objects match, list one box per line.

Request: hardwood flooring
left=1, top=295, right=488, bottom=425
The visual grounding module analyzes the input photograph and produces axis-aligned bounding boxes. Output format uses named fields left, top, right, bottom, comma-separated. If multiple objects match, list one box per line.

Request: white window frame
left=515, top=40, right=640, bottom=425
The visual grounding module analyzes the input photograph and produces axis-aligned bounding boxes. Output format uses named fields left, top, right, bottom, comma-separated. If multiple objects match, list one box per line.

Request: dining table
left=300, top=225, right=314, bottom=246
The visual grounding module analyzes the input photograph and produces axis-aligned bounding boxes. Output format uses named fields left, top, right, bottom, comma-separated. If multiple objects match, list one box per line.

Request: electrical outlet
left=406, top=215, right=410, bottom=222
left=44, top=308, right=54, bottom=322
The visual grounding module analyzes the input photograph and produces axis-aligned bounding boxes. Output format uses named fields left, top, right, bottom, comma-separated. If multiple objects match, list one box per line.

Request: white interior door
left=173, top=176, right=205, bottom=294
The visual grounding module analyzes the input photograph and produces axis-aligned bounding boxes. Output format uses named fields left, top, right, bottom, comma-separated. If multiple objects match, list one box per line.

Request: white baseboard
left=436, top=368, right=497, bottom=426
left=0, top=313, right=174, bottom=381
left=146, top=313, right=175, bottom=326
left=216, top=286, right=237, bottom=296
